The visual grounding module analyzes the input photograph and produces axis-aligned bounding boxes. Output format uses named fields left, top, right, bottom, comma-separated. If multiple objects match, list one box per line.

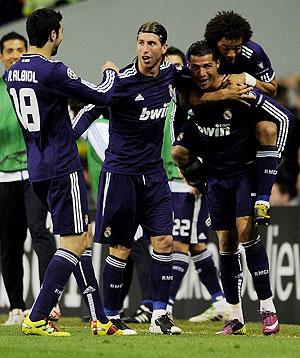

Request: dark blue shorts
left=169, top=181, right=210, bottom=244
left=95, top=171, right=173, bottom=248
left=32, top=170, right=89, bottom=235
left=207, top=168, right=256, bottom=230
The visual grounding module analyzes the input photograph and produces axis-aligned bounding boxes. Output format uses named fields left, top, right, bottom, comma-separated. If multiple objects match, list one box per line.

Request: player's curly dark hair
left=204, top=11, right=253, bottom=47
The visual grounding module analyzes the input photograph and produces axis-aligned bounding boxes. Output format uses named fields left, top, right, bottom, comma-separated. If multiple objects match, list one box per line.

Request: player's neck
left=138, top=60, right=161, bottom=77
left=27, top=45, right=52, bottom=59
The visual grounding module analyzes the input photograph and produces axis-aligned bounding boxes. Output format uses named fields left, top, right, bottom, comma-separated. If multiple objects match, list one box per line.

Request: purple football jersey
left=5, top=54, right=115, bottom=181
left=73, top=59, right=178, bottom=175
left=219, top=40, right=275, bottom=83
left=174, top=89, right=293, bottom=176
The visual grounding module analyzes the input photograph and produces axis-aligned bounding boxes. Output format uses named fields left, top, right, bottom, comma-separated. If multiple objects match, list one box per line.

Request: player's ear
left=216, top=59, right=220, bottom=69
left=162, top=43, right=168, bottom=55
left=50, top=30, right=56, bottom=43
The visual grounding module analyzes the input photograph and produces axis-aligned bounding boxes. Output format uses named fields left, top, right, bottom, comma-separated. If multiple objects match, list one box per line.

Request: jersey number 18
left=10, top=88, right=40, bottom=132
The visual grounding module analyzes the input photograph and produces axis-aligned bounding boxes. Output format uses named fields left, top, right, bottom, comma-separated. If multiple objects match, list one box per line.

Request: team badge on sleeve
left=67, top=68, right=79, bottom=80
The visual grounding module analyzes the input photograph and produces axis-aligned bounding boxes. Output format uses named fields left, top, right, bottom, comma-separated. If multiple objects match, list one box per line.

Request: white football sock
left=228, top=302, right=244, bottom=324
left=151, top=309, right=166, bottom=323
left=260, top=297, right=276, bottom=313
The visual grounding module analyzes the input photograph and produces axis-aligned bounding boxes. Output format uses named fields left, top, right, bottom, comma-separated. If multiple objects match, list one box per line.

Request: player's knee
left=256, top=121, right=277, bottom=145
left=173, top=240, right=189, bottom=253
left=217, top=231, right=238, bottom=252
left=109, top=245, right=131, bottom=260
left=86, top=224, right=93, bottom=247
left=219, top=241, right=237, bottom=252
left=152, top=235, right=173, bottom=252
left=171, top=145, right=190, bottom=167
left=60, top=231, right=89, bottom=257
left=236, top=216, right=254, bottom=244
left=190, top=242, right=207, bottom=254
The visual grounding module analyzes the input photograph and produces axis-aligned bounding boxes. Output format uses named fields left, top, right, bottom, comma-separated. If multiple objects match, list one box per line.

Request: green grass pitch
left=1, top=316, right=300, bottom=358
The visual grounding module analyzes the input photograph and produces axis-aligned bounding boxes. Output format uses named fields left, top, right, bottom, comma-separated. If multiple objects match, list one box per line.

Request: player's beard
left=51, top=47, right=58, bottom=56
left=51, top=43, right=61, bottom=56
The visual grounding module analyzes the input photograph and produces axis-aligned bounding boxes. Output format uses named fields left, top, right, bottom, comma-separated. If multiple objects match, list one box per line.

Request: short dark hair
left=166, top=46, right=186, bottom=64
left=26, top=8, right=62, bottom=47
left=186, top=40, right=219, bottom=62
left=0, top=32, right=27, bottom=54
left=137, top=21, right=167, bottom=45
left=204, top=11, right=253, bottom=47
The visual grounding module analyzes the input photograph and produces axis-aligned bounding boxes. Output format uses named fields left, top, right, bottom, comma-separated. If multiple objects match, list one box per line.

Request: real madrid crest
left=104, top=226, right=112, bottom=238
left=223, top=107, right=232, bottom=120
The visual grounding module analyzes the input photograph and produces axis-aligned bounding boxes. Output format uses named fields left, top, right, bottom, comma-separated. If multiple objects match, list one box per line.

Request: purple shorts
left=169, top=180, right=210, bottom=244
left=95, top=171, right=173, bottom=248
left=207, top=168, right=256, bottom=230
left=32, top=170, right=89, bottom=235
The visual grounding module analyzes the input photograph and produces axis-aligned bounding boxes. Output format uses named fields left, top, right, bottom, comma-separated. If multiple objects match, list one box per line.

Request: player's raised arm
left=48, top=61, right=117, bottom=106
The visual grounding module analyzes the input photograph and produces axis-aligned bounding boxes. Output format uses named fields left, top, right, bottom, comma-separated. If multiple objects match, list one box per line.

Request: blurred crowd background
left=0, top=0, right=85, bottom=26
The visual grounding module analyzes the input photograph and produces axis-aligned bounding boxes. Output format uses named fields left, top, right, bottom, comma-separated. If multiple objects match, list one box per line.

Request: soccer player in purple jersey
left=73, top=22, right=182, bottom=335
left=163, top=47, right=229, bottom=322
left=5, top=8, right=122, bottom=336
left=202, top=11, right=281, bottom=226
left=172, top=41, right=293, bottom=335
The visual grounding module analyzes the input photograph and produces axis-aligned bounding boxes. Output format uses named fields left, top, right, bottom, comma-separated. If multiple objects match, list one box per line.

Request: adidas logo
left=83, top=286, right=96, bottom=294
left=135, top=93, right=144, bottom=101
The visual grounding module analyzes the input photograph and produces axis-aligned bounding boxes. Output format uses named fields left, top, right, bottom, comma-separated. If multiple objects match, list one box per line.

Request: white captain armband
left=245, top=72, right=257, bottom=87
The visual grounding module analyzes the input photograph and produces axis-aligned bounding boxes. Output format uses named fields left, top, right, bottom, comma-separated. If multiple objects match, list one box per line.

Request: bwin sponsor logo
left=139, top=103, right=169, bottom=120
left=195, top=123, right=230, bottom=137
left=254, top=269, right=269, bottom=276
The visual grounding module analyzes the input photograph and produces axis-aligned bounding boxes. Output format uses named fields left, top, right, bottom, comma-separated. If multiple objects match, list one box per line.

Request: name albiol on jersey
left=139, top=102, right=170, bottom=121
